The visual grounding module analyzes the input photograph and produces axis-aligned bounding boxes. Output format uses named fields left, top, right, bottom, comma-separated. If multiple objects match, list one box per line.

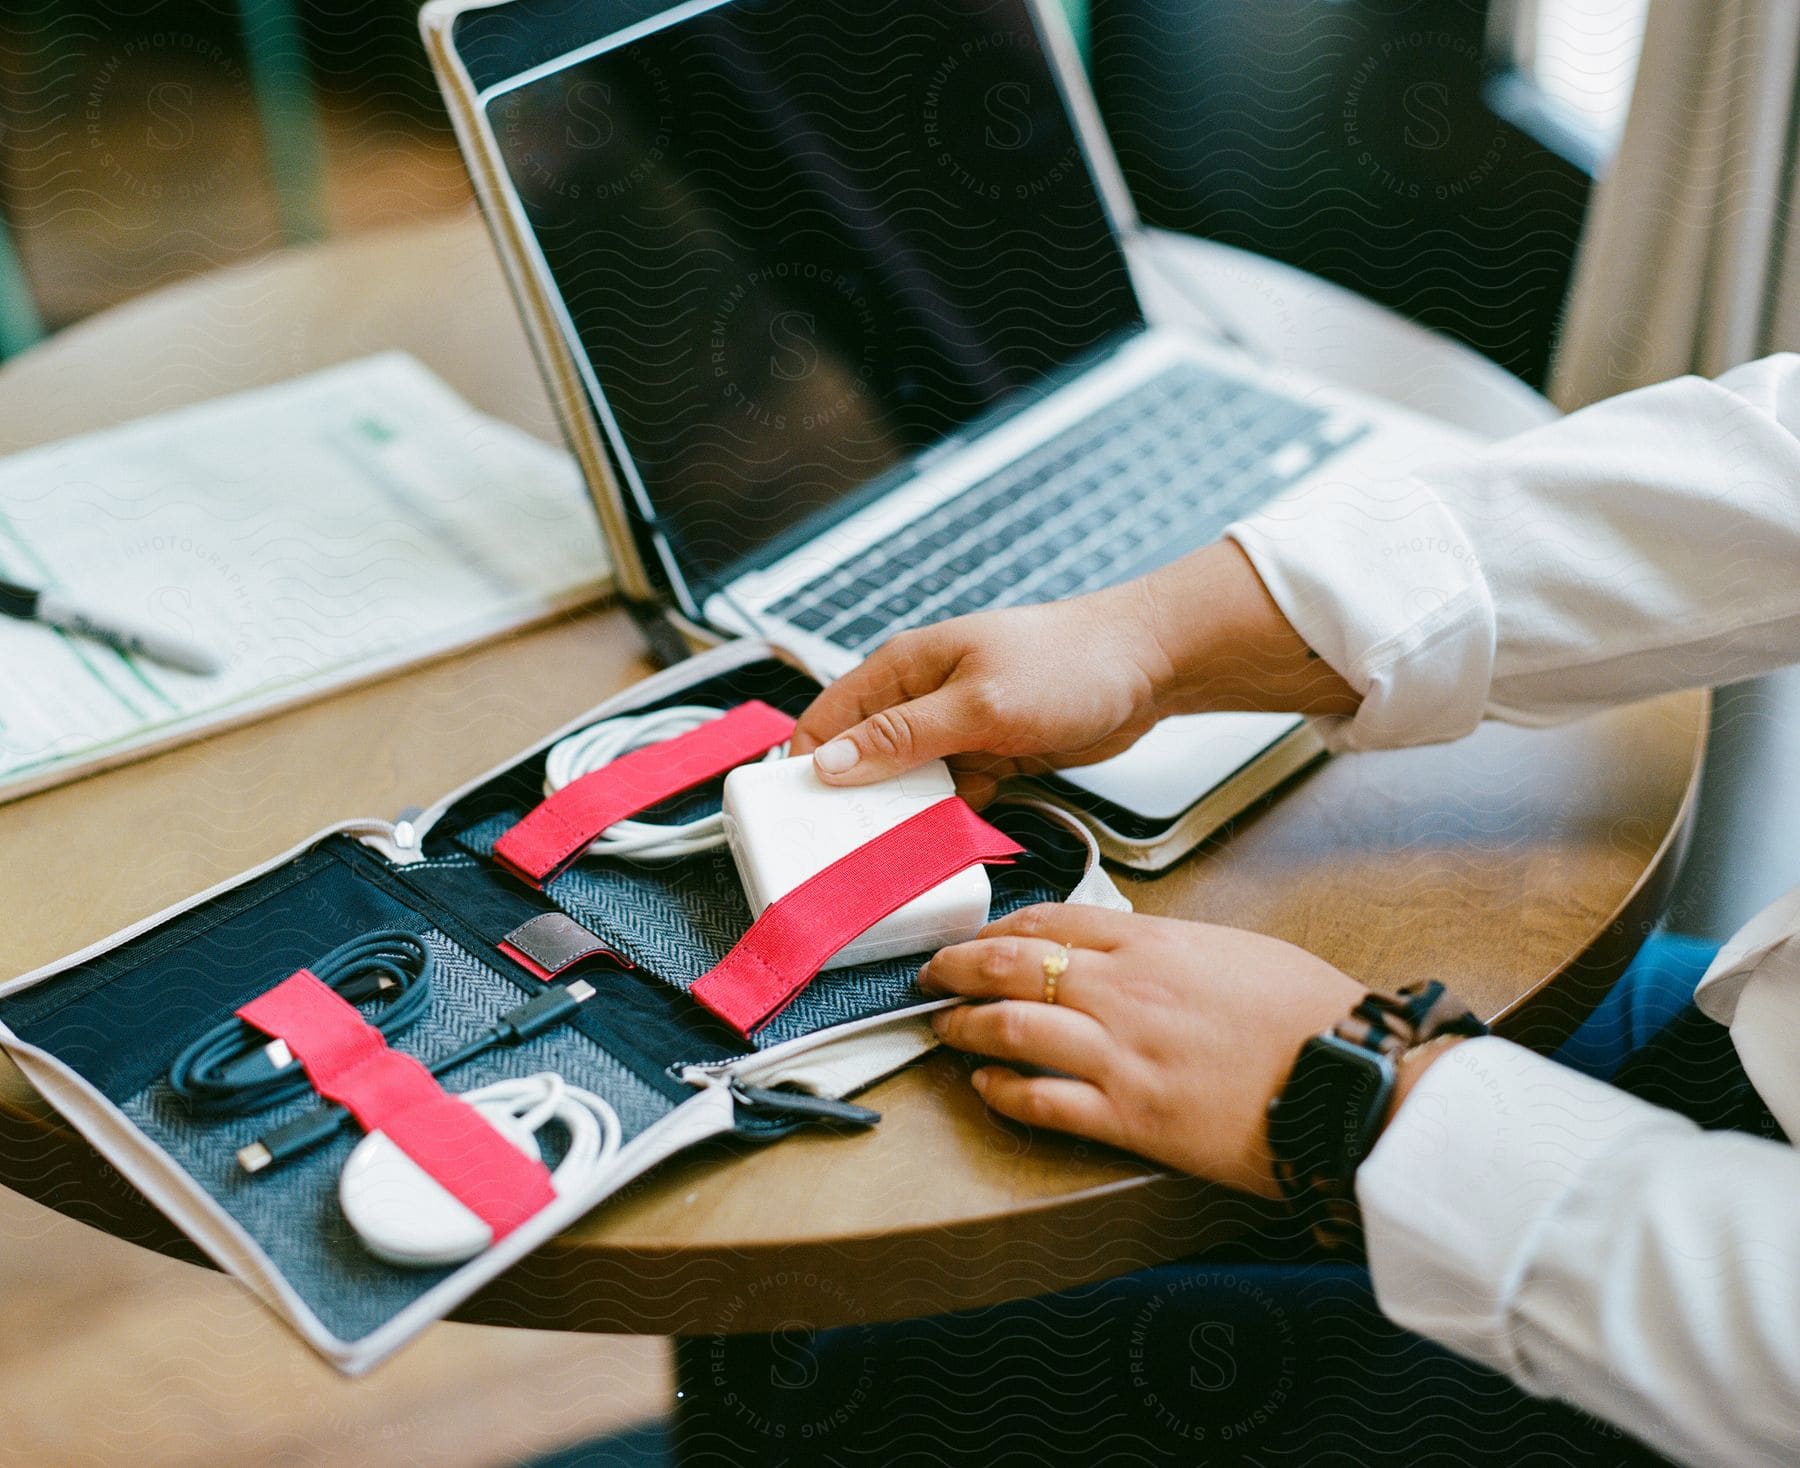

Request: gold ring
left=1041, top=944, right=1070, bottom=1005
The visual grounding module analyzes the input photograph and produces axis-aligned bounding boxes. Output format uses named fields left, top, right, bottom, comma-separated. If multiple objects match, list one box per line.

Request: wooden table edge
left=1486, top=689, right=1711, bottom=1051
left=0, top=689, right=1711, bottom=1334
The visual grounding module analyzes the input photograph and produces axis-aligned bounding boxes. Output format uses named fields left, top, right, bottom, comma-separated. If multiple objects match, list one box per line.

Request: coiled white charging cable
left=464, top=1072, right=622, bottom=1188
left=340, top=1072, right=623, bottom=1268
left=542, top=704, right=788, bottom=861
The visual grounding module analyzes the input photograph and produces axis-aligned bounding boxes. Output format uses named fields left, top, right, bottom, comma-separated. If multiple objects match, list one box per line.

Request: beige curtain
left=1551, top=0, right=1800, bottom=408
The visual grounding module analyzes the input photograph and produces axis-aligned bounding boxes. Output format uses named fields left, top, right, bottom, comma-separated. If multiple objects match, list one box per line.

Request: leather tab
left=498, top=913, right=622, bottom=980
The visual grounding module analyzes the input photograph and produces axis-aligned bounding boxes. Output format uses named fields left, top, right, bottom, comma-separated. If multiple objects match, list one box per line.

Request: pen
left=0, top=576, right=222, bottom=676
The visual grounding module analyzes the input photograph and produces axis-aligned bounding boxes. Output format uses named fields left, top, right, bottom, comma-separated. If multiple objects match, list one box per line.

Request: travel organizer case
left=0, top=640, right=1127, bottom=1372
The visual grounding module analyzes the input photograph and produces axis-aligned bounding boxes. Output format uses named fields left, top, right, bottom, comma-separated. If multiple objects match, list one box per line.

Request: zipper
left=673, top=1000, right=957, bottom=1136
left=728, top=1081, right=880, bottom=1129
left=669, top=994, right=959, bottom=1132
left=672, top=993, right=956, bottom=1086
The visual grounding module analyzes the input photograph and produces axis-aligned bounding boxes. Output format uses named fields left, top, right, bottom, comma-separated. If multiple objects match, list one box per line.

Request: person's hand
left=790, top=582, right=1171, bottom=805
left=921, top=904, right=1455, bottom=1197
left=791, top=541, right=1360, bottom=804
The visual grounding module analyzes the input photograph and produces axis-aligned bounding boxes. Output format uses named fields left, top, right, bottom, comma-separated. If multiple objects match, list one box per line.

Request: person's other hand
left=790, top=583, right=1170, bottom=805
left=922, top=904, right=1442, bottom=1197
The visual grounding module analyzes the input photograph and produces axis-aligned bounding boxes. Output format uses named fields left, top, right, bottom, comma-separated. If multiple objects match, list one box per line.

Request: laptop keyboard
left=765, top=359, right=1365, bottom=655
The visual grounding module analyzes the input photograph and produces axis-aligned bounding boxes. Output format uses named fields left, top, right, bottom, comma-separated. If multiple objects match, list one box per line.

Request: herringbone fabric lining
left=456, top=805, right=1085, bottom=1050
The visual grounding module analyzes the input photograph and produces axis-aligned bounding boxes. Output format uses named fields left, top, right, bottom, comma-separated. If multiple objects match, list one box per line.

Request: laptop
left=422, top=0, right=1475, bottom=866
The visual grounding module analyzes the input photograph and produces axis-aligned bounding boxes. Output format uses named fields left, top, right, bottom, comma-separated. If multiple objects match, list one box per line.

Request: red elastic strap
left=495, top=700, right=796, bottom=887
left=237, top=971, right=555, bottom=1241
left=690, top=796, right=1023, bottom=1037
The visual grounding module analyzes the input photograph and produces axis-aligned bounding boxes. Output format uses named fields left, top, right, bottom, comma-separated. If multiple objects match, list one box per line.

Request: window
left=1487, top=0, right=1651, bottom=172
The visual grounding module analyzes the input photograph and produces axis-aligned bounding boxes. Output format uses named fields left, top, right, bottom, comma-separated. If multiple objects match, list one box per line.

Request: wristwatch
left=1266, top=981, right=1487, bottom=1253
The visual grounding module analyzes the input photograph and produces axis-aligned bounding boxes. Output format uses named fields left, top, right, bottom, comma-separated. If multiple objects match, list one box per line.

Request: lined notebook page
left=0, top=352, right=609, bottom=802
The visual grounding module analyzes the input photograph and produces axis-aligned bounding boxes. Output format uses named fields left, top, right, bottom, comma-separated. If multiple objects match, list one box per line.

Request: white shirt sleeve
left=1227, top=354, right=1800, bottom=750
left=1228, top=357, right=1800, bottom=1461
left=1359, top=1038, right=1800, bottom=1467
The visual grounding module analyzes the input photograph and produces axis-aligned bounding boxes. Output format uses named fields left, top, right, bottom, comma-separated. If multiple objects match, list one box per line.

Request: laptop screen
left=485, top=0, right=1143, bottom=591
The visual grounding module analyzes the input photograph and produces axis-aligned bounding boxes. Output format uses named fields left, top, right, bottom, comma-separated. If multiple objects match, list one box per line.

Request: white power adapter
left=721, top=755, right=992, bottom=970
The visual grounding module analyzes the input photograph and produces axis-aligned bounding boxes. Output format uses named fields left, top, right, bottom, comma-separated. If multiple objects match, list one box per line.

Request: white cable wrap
left=340, top=1072, right=623, bottom=1268
left=461, top=1072, right=622, bottom=1193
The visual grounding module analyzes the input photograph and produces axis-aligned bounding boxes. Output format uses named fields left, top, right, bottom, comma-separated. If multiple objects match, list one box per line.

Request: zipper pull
left=730, top=1082, right=881, bottom=1129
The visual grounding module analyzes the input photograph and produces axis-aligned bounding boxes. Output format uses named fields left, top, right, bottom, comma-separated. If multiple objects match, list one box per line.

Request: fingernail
left=814, top=738, right=859, bottom=775
left=971, top=1068, right=990, bottom=1093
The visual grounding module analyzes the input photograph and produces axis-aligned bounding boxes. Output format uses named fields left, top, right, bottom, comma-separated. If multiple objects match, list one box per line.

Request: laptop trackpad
left=1055, top=712, right=1303, bottom=822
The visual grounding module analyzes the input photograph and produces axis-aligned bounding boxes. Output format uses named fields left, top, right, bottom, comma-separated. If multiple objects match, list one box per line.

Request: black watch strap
left=1268, top=980, right=1487, bottom=1254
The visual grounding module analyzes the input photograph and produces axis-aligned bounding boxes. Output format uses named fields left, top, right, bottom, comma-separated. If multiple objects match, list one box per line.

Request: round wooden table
left=0, top=217, right=1707, bottom=1337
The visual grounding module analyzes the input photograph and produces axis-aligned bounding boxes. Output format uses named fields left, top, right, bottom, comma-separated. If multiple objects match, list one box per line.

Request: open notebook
left=0, top=351, right=609, bottom=803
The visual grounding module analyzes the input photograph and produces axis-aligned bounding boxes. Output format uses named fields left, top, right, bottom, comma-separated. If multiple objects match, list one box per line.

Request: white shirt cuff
left=1227, top=476, right=1497, bottom=751
left=1356, top=1036, right=1697, bottom=1382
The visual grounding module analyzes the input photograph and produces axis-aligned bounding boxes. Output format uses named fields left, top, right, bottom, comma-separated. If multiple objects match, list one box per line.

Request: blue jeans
left=677, top=936, right=1752, bottom=1466
left=1551, top=930, right=1719, bottom=1081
